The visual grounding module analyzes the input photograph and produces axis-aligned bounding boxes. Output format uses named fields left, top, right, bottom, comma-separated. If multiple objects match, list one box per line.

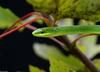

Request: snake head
left=32, top=28, right=52, bottom=37
left=32, top=27, right=68, bottom=37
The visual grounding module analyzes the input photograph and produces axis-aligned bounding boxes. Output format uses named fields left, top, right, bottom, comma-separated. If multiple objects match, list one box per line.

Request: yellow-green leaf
left=93, top=59, right=100, bottom=70
left=29, top=65, right=45, bottom=72
left=33, top=43, right=85, bottom=72
left=26, top=0, right=100, bottom=22
left=0, top=6, right=19, bottom=29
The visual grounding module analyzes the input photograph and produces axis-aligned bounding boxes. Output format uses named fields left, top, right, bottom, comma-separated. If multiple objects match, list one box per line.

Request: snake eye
left=40, top=31, right=45, bottom=34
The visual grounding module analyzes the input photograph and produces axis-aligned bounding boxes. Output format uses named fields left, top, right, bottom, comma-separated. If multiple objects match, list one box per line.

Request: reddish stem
left=0, top=16, right=42, bottom=39
left=72, top=34, right=100, bottom=47
left=26, top=25, right=37, bottom=30
left=3, top=12, right=35, bottom=33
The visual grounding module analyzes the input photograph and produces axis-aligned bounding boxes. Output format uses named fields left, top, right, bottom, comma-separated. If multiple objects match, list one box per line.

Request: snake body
left=32, top=25, right=100, bottom=37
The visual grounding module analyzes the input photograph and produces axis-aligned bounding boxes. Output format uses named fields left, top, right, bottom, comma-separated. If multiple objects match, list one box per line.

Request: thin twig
left=0, top=17, right=42, bottom=39
left=72, top=34, right=100, bottom=47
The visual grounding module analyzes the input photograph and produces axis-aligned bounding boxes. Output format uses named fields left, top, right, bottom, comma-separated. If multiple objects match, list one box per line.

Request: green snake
left=32, top=25, right=100, bottom=37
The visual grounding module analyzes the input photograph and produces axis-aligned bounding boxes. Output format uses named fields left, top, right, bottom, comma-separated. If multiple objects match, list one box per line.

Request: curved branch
left=72, top=34, right=100, bottom=47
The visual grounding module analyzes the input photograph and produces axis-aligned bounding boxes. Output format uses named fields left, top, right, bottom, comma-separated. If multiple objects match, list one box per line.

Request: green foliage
left=50, top=57, right=75, bottom=72
left=27, top=0, right=100, bottom=22
left=49, top=55, right=85, bottom=72
left=33, top=43, right=89, bottom=72
left=93, top=59, right=100, bottom=70
left=29, top=65, right=45, bottom=72
left=0, top=7, right=19, bottom=29
left=73, top=0, right=100, bottom=22
left=33, top=43, right=100, bottom=72
left=27, top=0, right=56, bottom=14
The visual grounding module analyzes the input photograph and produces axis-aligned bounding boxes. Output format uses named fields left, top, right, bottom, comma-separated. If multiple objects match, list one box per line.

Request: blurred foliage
left=27, top=0, right=100, bottom=22
left=0, top=7, right=19, bottom=29
left=93, top=59, right=100, bottom=70
left=29, top=65, right=45, bottom=72
left=33, top=43, right=93, bottom=72
left=27, top=0, right=56, bottom=15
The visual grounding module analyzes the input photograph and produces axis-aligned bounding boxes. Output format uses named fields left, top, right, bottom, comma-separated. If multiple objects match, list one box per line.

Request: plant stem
left=0, top=17, right=41, bottom=39
left=72, top=34, right=100, bottom=46
left=56, top=36, right=99, bottom=72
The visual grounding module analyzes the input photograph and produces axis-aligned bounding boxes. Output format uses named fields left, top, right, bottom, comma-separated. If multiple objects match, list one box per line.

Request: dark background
left=0, top=0, right=67, bottom=72
left=0, top=0, right=51, bottom=72
left=0, top=0, right=100, bottom=72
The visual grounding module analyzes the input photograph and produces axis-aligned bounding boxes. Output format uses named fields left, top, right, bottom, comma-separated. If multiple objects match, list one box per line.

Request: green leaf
left=0, top=7, right=19, bottom=29
left=29, top=65, right=45, bottom=72
left=93, top=59, right=100, bottom=70
left=27, top=0, right=56, bottom=14
left=26, top=0, right=100, bottom=22
left=50, top=57, right=76, bottom=72
left=49, top=55, right=85, bottom=72
left=33, top=43, right=85, bottom=72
